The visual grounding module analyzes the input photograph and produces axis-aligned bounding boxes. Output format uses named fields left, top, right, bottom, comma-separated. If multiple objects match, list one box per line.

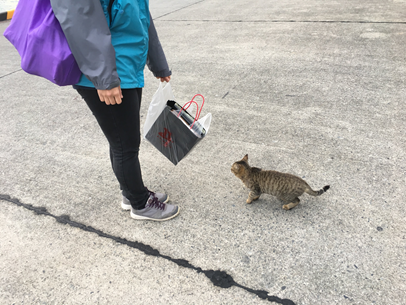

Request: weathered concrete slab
left=1, top=0, right=405, bottom=304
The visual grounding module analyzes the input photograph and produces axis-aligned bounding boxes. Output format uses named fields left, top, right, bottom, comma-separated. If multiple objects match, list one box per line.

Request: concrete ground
left=1, top=0, right=405, bottom=304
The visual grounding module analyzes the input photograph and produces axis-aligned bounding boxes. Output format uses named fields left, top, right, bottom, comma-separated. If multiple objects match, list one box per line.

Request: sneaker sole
left=121, top=201, right=132, bottom=211
left=121, top=196, right=169, bottom=211
left=130, top=207, right=180, bottom=221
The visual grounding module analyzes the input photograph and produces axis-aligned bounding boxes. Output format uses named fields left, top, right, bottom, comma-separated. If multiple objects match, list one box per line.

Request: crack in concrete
left=158, top=19, right=406, bottom=24
left=1, top=194, right=296, bottom=305
left=155, top=0, right=207, bottom=19
left=0, top=69, right=22, bottom=80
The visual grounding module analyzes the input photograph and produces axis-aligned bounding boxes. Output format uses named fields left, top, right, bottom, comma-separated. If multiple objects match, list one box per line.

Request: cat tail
left=305, top=185, right=330, bottom=196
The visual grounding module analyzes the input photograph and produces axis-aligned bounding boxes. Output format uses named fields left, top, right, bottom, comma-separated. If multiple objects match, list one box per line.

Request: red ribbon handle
left=177, top=94, right=205, bottom=129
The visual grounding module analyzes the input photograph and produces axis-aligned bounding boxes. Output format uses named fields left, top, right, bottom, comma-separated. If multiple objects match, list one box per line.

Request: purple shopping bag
left=3, top=0, right=81, bottom=86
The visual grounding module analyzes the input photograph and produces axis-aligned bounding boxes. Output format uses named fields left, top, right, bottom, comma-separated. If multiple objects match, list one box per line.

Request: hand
left=97, top=86, right=123, bottom=105
left=157, top=76, right=171, bottom=83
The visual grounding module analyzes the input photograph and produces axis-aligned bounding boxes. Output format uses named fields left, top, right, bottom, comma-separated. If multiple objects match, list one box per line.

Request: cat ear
left=243, top=154, right=248, bottom=162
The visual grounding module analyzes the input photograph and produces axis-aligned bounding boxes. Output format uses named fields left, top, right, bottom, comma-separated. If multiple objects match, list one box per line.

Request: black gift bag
left=145, top=96, right=209, bottom=165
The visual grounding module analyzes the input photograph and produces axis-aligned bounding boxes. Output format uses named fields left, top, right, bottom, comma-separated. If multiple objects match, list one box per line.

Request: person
left=50, top=0, right=179, bottom=221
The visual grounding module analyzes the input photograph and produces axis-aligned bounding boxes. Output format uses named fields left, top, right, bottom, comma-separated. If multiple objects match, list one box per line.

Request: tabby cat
left=231, top=154, right=330, bottom=210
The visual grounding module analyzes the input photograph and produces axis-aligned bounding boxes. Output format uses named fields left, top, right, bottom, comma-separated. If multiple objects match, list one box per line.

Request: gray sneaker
left=121, top=189, right=169, bottom=210
left=131, top=195, right=179, bottom=221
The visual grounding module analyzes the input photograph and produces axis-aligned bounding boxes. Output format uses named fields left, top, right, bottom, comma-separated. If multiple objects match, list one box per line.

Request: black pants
left=77, top=88, right=149, bottom=209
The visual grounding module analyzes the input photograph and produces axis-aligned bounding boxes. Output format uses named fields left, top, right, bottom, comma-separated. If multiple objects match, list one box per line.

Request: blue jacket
left=50, top=0, right=171, bottom=89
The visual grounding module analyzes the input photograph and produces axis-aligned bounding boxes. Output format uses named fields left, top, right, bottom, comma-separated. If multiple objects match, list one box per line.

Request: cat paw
left=246, top=199, right=252, bottom=204
left=282, top=205, right=290, bottom=210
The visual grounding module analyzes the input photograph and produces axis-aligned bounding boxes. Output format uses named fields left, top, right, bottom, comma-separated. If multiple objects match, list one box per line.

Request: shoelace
left=146, top=196, right=165, bottom=210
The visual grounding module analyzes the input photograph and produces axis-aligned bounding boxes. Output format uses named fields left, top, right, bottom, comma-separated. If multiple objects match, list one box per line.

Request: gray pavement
left=1, top=0, right=405, bottom=304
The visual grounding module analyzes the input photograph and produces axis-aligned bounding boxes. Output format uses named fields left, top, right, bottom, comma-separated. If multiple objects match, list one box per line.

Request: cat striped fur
left=231, top=154, right=330, bottom=210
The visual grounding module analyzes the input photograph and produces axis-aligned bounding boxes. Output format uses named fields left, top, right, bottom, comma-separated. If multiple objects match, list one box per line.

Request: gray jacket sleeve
left=147, top=15, right=172, bottom=78
left=50, top=0, right=120, bottom=90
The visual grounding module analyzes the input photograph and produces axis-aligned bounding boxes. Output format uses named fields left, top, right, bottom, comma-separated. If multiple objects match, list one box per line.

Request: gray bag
left=145, top=99, right=206, bottom=165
